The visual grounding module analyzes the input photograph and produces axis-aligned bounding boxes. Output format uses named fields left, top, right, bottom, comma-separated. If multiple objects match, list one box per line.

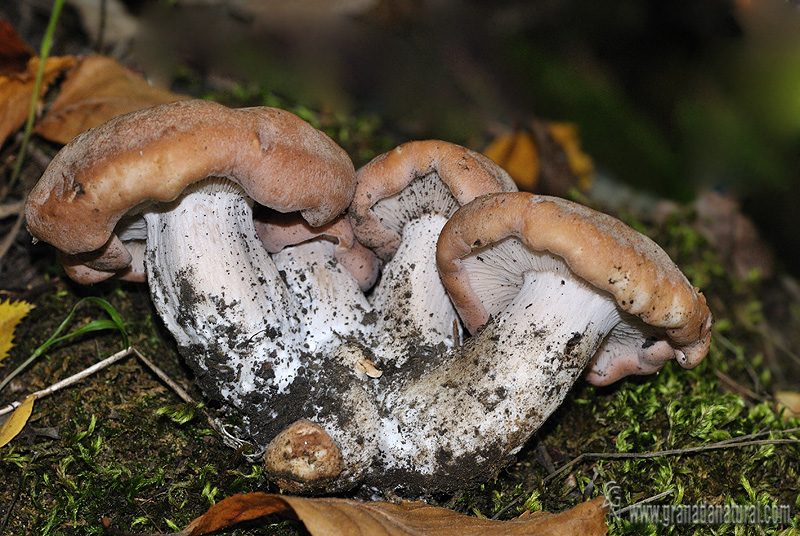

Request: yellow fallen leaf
left=0, top=394, right=35, bottom=448
left=484, top=129, right=540, bottom=191
left=0, top=299, right=35, bottom=365
left=546, top=122, right=594, bottom=191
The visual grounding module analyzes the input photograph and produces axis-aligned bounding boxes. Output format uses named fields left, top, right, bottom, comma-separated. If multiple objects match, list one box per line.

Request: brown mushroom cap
left=25, top=99, right=355, bottom=274
left=254, top=211, right=379, bottom=291
left=437, top=192, right=712, bottom=374
left=349, top=140, right=517, bottom=260
left=264, top=419, right=345, bottom=494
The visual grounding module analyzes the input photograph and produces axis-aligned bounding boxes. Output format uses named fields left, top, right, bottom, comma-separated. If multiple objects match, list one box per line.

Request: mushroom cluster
left=24, top=100, right=712, bottom=497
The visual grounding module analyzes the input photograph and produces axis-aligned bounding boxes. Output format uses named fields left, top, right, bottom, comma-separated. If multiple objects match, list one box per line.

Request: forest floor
left=2, top=3, right=800, bottom=535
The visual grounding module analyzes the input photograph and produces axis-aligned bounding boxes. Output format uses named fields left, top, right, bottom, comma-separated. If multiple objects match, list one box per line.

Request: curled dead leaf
left=176, top=492, right=609, bottom=536
left=0, top=20, right=35, bottom=76
left=484, top=121, right=594, bottom=196
left=0, top=56, right=77, bottom=147
left=546, top=122, right=594, bottom=191
left=34, top=55, right=189, bottom=144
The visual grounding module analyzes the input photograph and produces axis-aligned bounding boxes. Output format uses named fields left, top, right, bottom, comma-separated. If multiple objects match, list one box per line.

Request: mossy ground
left=2, top=90, right=799, bottom=536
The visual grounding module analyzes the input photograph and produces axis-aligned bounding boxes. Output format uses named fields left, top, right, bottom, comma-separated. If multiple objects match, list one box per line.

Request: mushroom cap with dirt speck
left=24, top=99, right=355, bottom=279
left=436, top=192, right=713, bottom=384
left=349, top=140, right=517, bottom=260
left=264, top=419, right=345, bottom=494
left=255, top=211, right=379, bottom=291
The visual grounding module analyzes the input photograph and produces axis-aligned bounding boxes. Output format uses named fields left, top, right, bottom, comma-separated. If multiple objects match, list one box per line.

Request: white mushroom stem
left=368, top=213, right=460, bottom=366
left=143, top=179, right=304, bottom=406
left=271, top=239, right=373, bottom=356
left=366, top=176, right=463, bottom=366
left=374, top=264, right=621, bottom=489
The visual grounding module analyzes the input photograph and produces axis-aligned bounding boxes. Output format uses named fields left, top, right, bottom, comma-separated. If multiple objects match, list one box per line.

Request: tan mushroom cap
left=254, top=211, right=379, bottom=291
left=349, top=140, right=517, bottom=260
left=437, top=192, right=712, bottom=369
left=25, top=99, right=355, bottom=275
left=263, top=419, right=344, bottom=493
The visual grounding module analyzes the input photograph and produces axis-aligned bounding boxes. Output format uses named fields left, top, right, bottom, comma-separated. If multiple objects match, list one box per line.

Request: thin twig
left=713, top=331, right=742, bottom=356
left=544, top=432, right=800, bottom=483
left=761, top=327, right=800, bottom=367
left=713, top=426, right=800, bottom=445
left=491, top=495, right=524, bottom=520
left=0, top=468, right=25, bottom=534
left=0, top=203, right=25, bottom=264
left=0, top=347, right=133, bottom=416
left=613, top=488, right=675, bottom=517
left=0, top=278, right=62, bottom=300
left=131, top=348, right=219, bottom=433
left=131, top=347, right=194, bottom=405
left=0, top=201, right=23, bottom=219
left=17, top=131, right=55, bottom=170
left=713, top=331, right=763, bottom=393
left=714, top=368, right=765, bottom=402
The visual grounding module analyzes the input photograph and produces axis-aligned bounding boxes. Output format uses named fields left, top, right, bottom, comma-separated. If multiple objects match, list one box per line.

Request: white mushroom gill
left=271, top=239, right=373, bottom=355
left=586, top=315, right=679, bottom=384
left=377, top=253, right=621, bottom=484
left=114, top=217, right=147, bottom=279
left=459, top=237, right=680, bottom=385
left=367, top=174, right=463, bottom=366
left=142, top=178, right=304, bottom=405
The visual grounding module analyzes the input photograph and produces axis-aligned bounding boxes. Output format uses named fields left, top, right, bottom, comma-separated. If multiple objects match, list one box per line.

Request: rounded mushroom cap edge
left=436, top=192, right=713, bottom=372
left=24, top=99, right=356, bottom=277
left=254, top=211, right=380, bottom=291
left=349, top=140, right=517, bottom=260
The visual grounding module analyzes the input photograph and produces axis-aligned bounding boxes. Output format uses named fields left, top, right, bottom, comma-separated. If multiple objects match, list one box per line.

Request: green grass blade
left=0, top=297, right=128, bottom=393
left=9, top=0, right=66, bottom=188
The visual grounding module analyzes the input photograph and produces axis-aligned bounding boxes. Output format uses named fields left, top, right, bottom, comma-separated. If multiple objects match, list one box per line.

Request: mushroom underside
left=459, top=236, right=683, bottom=384
left=362, top=173, right=466, bottom=367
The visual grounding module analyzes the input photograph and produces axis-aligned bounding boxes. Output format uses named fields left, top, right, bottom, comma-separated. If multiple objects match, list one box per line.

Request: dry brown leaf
left=34, top=55, right=188, bottom=144
left=0, top=55, right=77, bottom=147
left=693, top=190, right=775, bottom=280
left=0, top=20, right=35, bottom=75
left=483, top=121, right=594, bottom=196
left=182, top=492, right=608, bottom=536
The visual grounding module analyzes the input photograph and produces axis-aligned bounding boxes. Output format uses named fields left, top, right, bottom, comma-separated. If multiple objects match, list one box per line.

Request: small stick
left=714, top=369, right=764, bottom=402
left=131, top=348, right=218, bottom=433
left=0, top=204, right=25, bottom=264
left=0, top=347, right=134, bottom=416
left=0, top=200, right=23, bottom=219
left=0, top=468, right=25, bottom=534
left=612, top=488, right=675, bottom=517
left=131, top=347, right=194, bottom=404
left=544, top=434, right=800, bottom=483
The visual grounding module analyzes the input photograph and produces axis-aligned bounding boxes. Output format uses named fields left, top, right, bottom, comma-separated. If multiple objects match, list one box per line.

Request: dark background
left=4, top=0, right=800, bottom=274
